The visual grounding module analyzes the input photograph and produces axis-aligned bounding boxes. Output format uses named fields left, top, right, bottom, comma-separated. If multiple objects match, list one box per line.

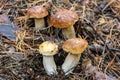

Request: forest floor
left=0, top=0, right=120, bottom=80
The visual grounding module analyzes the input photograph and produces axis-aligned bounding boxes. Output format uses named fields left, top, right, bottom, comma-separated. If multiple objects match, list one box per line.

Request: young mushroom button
left=39, top=41, right=58, bottom=75
left=50, top=9, right=78, bottom=39
left=62, top=38, right=88, bottom=75
left=27, top=6, right=48, bottom=31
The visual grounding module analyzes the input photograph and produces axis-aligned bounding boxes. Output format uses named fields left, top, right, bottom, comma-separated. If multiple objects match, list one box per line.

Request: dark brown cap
left=27, top=6, right=48, bottom=18
left=50, top=9, right=78, bottom=28
left=62, top=38, right=88, bottom=54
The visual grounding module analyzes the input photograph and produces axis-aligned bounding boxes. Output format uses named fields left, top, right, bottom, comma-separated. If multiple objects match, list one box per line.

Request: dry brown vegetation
left=0, top=0, right=120, bottom=80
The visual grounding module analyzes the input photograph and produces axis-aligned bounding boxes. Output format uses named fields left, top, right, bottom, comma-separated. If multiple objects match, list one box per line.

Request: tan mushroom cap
left=50, top=9, right=78, bottom=28
left=62, top=38, right=88, bottom=54
left=39, top=41, right=58, bottom=56
left=27, top=6, right=48, bottom=18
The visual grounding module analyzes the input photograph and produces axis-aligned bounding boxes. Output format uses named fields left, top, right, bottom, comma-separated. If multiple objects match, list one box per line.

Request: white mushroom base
left=62, top=53, right=81, bottom=75
left=43, top=56, right=58, bottom=75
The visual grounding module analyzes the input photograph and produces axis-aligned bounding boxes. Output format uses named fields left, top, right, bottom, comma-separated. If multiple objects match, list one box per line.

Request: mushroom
left=50, top=9, right=78, bottom=39
left=62, top=38, right=88, bottom=75
left=27, top=6, right=48, bottom=31
left=39, top=41, right=58, bottom=75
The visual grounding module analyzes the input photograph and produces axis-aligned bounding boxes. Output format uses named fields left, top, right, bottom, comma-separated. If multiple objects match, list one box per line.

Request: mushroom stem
left=35, top=18, right=45, bottom=31
left=62, top=53, right=81, bottom=75
left=43, top=56, right=58, bottom=75
left=62, top=25, right=76, bottom=39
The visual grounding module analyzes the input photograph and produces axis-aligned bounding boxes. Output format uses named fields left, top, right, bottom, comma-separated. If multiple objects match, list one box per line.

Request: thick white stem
left=35, top=18, right=45, bottom=31
left=43, top=56, right=58, bottom=75
left=62, top=25, right=76, bottom=39
left=62, top=53, right=81, bottom=75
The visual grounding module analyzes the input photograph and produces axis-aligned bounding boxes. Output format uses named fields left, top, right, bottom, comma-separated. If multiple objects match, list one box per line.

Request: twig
left=102, top=0, right=115, bottom=12
left=88, top=22, right=115, bottom=54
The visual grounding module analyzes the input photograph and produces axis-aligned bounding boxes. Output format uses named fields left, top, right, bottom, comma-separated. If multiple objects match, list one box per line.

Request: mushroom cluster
left=27, top=5, right=88, bottom=76
left=39, top=38, right=88, bottom=75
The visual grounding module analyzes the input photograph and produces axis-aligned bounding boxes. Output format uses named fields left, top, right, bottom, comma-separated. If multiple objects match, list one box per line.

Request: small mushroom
left=27, top=6, right=48, bottom=31
left=50, top=9, right=78, bottom=39
left=39, top=41, right=58, bottom=75
left=62, top=38, right=88, bottom=75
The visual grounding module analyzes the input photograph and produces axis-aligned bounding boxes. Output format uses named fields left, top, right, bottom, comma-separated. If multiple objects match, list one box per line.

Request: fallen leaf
left=0, top=14, right=19, bottom=41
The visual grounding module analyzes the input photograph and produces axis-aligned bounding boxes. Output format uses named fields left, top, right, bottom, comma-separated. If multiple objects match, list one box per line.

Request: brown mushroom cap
left=50, top=9, right=78, bottom=28
left=62, top=38, right=88, bottom=54
left=27, top=6, right=48, bottom=18
left=39, top=41, right=58, bottom=56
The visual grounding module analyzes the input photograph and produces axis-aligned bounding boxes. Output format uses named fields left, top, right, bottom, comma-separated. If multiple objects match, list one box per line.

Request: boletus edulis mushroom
left=27, top=6, right=48, bottom=31
left=50, top=9, right=78, bottom=39
left=39, top=41, right=58, bottom=75
left=62, top=38, right=88, bottom=75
